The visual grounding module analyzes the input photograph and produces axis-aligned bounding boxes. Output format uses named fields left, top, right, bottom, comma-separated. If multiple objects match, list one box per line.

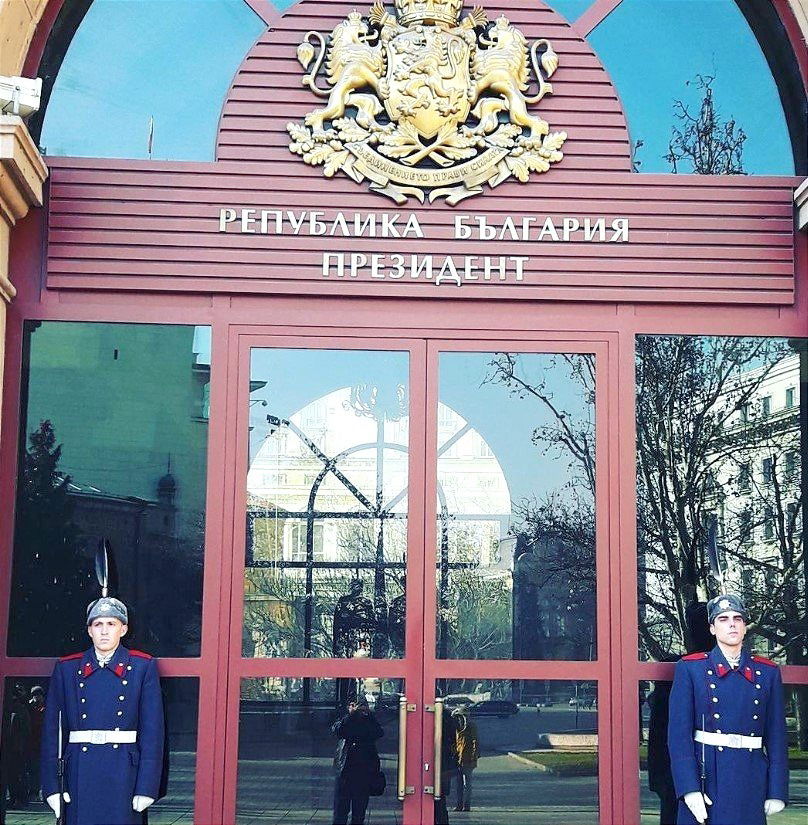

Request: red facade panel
left=217, top=0, right=633, bottom=171
left=45, top=158, right=797, bottom=304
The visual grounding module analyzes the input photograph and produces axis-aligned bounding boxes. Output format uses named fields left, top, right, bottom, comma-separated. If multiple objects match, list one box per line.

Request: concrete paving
left=3, top=727, right=805, bottom=825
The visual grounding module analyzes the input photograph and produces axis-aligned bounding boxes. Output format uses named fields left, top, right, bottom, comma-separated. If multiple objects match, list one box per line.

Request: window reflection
left=636, top=337, right=806, bottom=663
left=1, top=676, right=198, bottom=824
left=436, top=679, right=598, bottom=823
left=437, top=353, right=597, bottom=660
left=589, top=0, right=794, bottom=174
left=236, top=677, right=402, bottom=824
left=8, top=323, right=210, bottom=658
left=244, top=350, right=409, bottom=659
left=40, top=0, right=264, bottom=160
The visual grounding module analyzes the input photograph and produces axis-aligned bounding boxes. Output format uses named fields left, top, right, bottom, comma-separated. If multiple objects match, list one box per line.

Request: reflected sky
left=38, top=0, right=795, bottom=174
left=249, top=349, right=410, bottom=462
left=41, top=0, right=264, bottom=160
left=248, top=349, right=593, bottom=510
left=590, top=0, right=794, bottom=174
left=440, top=353, right=593, bottom=505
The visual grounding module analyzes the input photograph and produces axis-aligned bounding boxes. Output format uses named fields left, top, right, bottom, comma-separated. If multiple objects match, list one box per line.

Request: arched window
left=31, top=0, right=803, bottom=172
left=38, top=0, right=264, bottom=160
left=589, top=0, right=797, bottom=173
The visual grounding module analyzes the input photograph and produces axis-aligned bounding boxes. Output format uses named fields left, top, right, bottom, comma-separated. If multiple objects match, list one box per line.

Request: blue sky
left=247, top=349, right=594, bottom=509
left=589, top=0, right=794, bottom=173
left=41, top=0, right=264, bottom=159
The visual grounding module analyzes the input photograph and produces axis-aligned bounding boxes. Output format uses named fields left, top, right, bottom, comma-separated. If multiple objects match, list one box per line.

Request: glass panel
left=41, top=0, right=264, bottom=160
left=436, top=352, right=596, bottom=660
left=589, top=0, right=794, bottom=174
left=640, top=681, right=808, bottom=824
left=236, top=677, right=403, bottom=823
left=436, top=679, right=598, bottom=823
left=7, top=322, right=210, bottom=657
left=245, top=349, right=409, bottom=659
left=544, top=1, right=591, bottom=23
left=1, top=676, right=198, bottom=823
left=636, top=337, right=806, bottom=662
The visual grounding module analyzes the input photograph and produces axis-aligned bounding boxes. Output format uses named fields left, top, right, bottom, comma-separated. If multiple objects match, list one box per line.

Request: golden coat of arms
left=287, top=0, right=567, bottom=204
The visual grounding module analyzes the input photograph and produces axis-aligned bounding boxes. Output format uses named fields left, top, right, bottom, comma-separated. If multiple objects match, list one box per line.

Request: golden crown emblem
left=394, top=0, right=463, bottom=27
left=288, top=1, right=567, bottom=204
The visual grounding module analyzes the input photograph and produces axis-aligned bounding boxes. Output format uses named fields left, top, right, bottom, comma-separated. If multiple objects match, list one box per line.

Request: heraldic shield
left=288, top=0, right=568, bottom=204
left=383, top=27, right=472, bottom=143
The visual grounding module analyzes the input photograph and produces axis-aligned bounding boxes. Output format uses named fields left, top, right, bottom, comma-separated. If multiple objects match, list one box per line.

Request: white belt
left=69, top=730, right=137, bottom=745
left=694, top=730, right=762, bottom=749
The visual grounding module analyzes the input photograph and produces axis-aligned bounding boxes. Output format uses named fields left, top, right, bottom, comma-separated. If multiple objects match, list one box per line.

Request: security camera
left=0, top=75, right=42, bottom=118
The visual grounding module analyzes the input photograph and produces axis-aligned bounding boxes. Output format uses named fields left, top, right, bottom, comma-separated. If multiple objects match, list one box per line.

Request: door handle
left=433, top=697, right=444, bottom=800
left=398, top=696, right=407, bottom=800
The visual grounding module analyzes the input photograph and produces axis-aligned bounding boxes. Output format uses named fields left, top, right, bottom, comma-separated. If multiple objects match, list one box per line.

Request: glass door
left=218, top=333, right=615, bottom=824
left=422, top=341, right=613, bottom=825
left=222, top=336, right=428, bottom=825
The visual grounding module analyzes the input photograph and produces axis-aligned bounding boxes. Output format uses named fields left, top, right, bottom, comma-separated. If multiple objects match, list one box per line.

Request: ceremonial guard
left=668, top=594, right=788, bottom=825
left=40, top=546, right=165, bottom=824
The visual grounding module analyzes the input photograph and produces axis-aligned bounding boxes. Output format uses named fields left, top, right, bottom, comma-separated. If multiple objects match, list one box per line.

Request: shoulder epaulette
left=752, top=655, right=777, bottom=667
left=58, top=652, right=83, bottom=662
left=129, top=649, right=153, bottom=659
left=681, top=652, right=708, bottom=661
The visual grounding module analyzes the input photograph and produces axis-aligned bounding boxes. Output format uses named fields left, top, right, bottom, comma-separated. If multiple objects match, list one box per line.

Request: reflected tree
left=636, top=336, right=805, bottom=664
left=438, top=522, right=511, bottom=659
left=486, top=353, right=597, bottom=659
left=244, top=517, right=406, bottom=658
left=512, top=494, right=596, bottom=659
left=9, top=421, right=93, bottom=654
left=666, top=74, right=747, bottom=174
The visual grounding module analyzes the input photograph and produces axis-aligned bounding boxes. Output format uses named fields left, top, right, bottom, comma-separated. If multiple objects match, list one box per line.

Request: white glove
left=46, top=792, right=71, bottom=817
left=684, top=791, right=712, bottom=824
left=132, top=795, right=155, bottom=812
left=764, top=799, right=785, bottom=816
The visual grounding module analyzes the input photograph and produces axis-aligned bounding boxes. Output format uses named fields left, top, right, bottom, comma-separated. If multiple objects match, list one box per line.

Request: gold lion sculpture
left=298, top=11, right=387, bottom=132
left=470, top=15, right=558, bottom=140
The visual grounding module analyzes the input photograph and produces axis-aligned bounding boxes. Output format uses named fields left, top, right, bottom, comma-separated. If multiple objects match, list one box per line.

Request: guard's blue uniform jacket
left=41, top=645, right=165, bottom=825
left=668, top=645, right=788, bottom=825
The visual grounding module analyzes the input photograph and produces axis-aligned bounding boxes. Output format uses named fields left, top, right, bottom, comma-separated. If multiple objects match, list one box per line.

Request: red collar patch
left=716, top=662, right=729, bottom=677
left=113, top=662, right=125, bottom=678
left=82, top=662, right=94, bottom=678
left=743, top=665, right=754, bottom=683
